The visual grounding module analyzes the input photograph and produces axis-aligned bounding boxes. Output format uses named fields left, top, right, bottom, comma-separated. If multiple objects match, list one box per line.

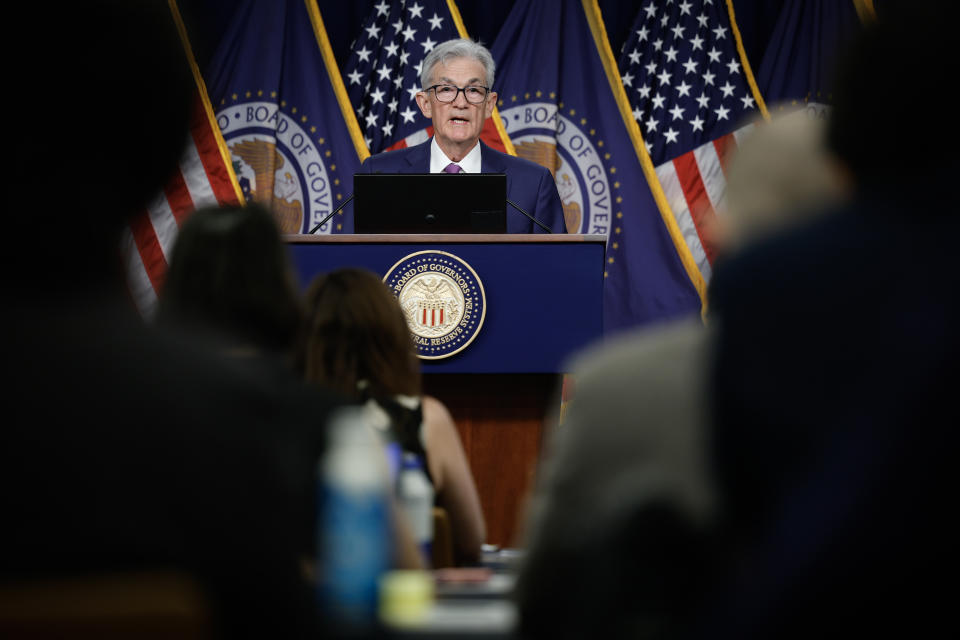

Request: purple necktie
left=443, top=163, right=464, bottom=174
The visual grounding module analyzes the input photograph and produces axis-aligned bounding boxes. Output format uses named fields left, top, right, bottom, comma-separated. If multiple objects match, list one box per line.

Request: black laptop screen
left=353, top=173, right=507, bottom=233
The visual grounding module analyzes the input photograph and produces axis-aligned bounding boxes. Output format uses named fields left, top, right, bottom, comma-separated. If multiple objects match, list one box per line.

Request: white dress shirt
left=429, top=138, right=482, bottom=173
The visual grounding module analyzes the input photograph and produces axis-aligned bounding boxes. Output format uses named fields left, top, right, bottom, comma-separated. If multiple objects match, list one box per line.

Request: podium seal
left=383, top=251, right=486, bottom=360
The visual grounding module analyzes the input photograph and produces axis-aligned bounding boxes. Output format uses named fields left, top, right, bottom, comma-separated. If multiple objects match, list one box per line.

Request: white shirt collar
left=430, top=137, right=482, bottom=173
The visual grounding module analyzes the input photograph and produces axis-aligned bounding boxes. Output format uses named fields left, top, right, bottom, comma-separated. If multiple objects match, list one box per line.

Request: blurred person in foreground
left=155, top=201, right=348, bottom=566
left=698, top=4, right=960, bottom=638
left=2, top=2, right=343, bottom=637
left=512, top=108, right=851, bottom=639
left=299, top=268, right=487, bottom=566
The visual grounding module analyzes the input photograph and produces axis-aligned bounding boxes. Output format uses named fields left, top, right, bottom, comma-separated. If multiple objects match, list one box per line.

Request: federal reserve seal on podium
left=383, top=251, right=486, bottom=360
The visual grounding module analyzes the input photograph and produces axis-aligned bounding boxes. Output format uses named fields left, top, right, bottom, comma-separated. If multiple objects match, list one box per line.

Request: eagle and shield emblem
left=383, top=251, right=486, bottom=360
left=215, top=99, right=340, bottom=234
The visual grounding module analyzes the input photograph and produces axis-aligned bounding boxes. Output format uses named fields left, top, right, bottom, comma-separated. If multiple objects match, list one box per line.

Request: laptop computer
left=353, top=173, right=507, bottom=234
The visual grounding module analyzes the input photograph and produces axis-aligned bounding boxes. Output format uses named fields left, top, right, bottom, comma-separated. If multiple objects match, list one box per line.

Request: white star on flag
left=343, top=0, right=468, bottom=153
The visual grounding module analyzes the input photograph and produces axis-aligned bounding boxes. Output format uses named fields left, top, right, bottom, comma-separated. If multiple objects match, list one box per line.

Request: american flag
left=122, top=0, right=243, bottom=322
left=123, top=89, right=241, bottom=320
left=344, top=0, right=509, bottom=154
left=620, top=0, right=767, bottom=282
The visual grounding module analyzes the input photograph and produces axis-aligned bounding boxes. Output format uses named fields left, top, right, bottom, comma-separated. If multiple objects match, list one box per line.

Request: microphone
left=506, top=197, right=553, bottom=233
left=308, top=193, right=354, bottom=234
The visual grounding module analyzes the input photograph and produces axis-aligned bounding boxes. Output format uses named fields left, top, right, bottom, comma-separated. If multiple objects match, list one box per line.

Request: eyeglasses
left=424, top=84, right=490, bottom=104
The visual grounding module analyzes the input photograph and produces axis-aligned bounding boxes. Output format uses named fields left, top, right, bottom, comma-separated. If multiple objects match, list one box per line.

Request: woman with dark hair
left=300, top=267, right=487, bottom=565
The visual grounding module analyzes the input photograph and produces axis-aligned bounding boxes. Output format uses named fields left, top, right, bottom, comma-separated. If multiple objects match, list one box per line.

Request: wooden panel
left=423, top=373, right=562, bottom=549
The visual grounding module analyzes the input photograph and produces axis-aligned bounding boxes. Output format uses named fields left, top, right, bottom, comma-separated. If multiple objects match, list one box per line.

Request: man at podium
left=358, top=38, right=567, bottom=234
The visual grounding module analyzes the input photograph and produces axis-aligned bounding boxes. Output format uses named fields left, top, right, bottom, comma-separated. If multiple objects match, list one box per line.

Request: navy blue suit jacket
left=355, top=139, right=567, bottom=234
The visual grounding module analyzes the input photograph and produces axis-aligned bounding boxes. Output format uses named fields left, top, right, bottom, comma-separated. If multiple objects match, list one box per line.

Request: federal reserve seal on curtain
left=499, top=101, right=614, bottom=236
left=383, top=251, right=486, bottom=360
left=215, top=100, right=340, bottom=234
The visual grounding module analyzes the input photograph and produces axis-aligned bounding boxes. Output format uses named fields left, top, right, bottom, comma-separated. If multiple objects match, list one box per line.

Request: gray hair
left=420, top=38, right=495, bottom=89
left=722, top=108, right=850, bottom=252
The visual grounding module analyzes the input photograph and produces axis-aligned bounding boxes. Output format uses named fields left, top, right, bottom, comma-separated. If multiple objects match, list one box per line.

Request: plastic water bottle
left=316, top=406, right=392, bottom=631
left=397, top=452, right=434, bottom=566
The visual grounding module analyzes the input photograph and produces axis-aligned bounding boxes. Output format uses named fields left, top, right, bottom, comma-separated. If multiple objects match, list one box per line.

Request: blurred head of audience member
left=714, top=108, right=852, bottom=258
left=157, top=202, right=304, bottom=363
left=299, top=267, right=421, bottom=402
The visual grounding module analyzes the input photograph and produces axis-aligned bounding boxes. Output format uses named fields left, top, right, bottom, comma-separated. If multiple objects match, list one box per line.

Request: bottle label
left=316, top=484, right=390, bottom=624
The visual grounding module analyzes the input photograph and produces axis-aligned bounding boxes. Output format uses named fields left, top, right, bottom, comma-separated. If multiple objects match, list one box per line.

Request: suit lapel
left=479, top=141, right=507, bottom=174
left=406, top=139, right=432, bottom=172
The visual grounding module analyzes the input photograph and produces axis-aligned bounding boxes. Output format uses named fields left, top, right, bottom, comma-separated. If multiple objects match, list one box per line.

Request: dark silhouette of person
left=699, top=4, right=960, bottom=638
left=512, top=109, right=850, bottom=640
left=3, top=3, right=345, bottom=638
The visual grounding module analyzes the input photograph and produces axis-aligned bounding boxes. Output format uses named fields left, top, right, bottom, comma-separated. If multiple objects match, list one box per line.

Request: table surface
left=380, top=548, right=525, bottom=638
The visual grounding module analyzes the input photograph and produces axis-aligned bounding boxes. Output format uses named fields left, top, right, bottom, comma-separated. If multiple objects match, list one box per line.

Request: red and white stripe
left=123, top=91, right=240, bottom=319
left=654, top=124, right=755, bottom=283
left=386, top=126, right=434, bottom=151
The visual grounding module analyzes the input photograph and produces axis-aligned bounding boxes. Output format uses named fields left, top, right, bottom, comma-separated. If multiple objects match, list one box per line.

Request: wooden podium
left=285, top=233, right=606, bottom=546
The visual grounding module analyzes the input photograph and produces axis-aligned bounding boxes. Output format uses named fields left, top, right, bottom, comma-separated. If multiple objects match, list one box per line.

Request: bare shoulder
left=419, top=395, right=464, bottom=494
left=421, top=395, right=455, bottom=424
